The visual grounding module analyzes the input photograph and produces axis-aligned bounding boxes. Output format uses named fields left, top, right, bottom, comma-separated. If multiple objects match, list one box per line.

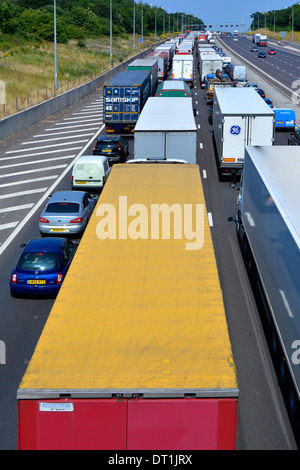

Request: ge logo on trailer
left=230, top=125, right=241, bottom=135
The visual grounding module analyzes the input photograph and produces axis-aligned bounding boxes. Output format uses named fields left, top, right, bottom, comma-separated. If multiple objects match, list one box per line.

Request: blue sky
left=152, top=0, right=296, bottom=32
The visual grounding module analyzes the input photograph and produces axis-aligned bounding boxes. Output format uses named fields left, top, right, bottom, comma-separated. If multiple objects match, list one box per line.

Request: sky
left=152, top=0, right=297, bottom=32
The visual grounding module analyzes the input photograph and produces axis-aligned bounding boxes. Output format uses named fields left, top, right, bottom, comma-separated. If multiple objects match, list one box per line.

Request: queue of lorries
left=13, top=30, right=300, bottom=449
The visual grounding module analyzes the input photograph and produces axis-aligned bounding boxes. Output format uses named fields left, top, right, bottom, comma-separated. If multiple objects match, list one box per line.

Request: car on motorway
left=251, top=46, right=258, bottom=52
left=258, top=51, right=266, bottom=58
left=288, top=127, right=300, bottom=145
left=246, top=82, right=258, bottom=88
left=268, top=48, right=276, bottom=55
left=256, top=88, right=266, bottom=98
left=39, top=191, right=97, bottom=236
left=10, top=238, right=77, bottom=297
left=92, top=135, right=129, bottom=164
left=208, top=106, right=213, bottom=124
left=72, top=154, right=111, bottom=192
left=263, top=98, right=274, bottom=108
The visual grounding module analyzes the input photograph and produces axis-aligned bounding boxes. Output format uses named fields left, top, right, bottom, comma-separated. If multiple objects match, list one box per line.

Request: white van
left=72, top=155, right=111, bottom=191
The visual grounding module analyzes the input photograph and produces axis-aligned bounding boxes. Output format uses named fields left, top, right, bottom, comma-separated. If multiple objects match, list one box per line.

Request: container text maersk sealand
left=104, top=70, right=151, bottom=134
left=17, top=163, right=239, bottom=450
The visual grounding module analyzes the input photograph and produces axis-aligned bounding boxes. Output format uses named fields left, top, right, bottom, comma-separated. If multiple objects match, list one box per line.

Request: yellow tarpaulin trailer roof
left=18, top=164, right=238, bottom=398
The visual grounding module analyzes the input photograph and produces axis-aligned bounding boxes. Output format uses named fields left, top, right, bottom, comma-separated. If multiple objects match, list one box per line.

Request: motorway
left=0, top=39, right=299, bottom=450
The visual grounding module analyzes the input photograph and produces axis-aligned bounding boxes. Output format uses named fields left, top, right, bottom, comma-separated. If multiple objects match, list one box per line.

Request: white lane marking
left=197, top=124, right=201, bottom=129
left=203, top=170, right=207, bottom=178
left=2, top=148, right=81, bottom=159
left=208, top=212, right=213, bottom=227
left=35, top=128, right=99, bottom=136
left=56, top=117, right=101, bottom=125
left=0, top=222, right=19, bottom=231
left=24, top=134, right=93, bottom=144
left=0, top=188, right=47, bottom=200
left=0, top=175, right=58, bottom=188
left=46, top=122, right=102, bottom=131
left=0, top=155, right=75, bottom=167
left=0, top=165, right=67, bottom=178
left=199, top=143, right=203, bottom=149
left=63, top=115, right=101, bottom=121
left=6, top=141, right=88, bottom=153
left=0, top=203, right=34, bottom=213
left=72, top=111, right=101, bottom=116
left=0, top=123, right=105, bottom=256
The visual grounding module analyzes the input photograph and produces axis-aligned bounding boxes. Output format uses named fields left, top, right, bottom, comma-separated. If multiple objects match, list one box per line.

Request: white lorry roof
left=173, top=54, right=193, bottom=61
left=245, top=146, right=300, bottom=246
left=134, top=97, right=197, bottom=132
left=215, top=87, right=275, bottom=115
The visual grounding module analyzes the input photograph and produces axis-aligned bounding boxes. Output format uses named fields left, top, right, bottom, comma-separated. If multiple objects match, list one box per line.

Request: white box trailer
left=171, top=54, right=194, bottom=87
left=213, top=87, right=274, bottom=176
left=236, top=146, right=300, bottom=420
left=200, top=53, right=223, bottom=88
left=134, top=97, right=197, bottom=164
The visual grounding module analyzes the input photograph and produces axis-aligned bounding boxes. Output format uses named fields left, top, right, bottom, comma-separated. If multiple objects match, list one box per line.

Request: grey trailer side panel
left=242, top=147, right=300, bottom=400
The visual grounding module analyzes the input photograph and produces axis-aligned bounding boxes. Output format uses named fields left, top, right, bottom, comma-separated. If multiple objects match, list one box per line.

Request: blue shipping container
left=104, top=70, right=151, bottom=133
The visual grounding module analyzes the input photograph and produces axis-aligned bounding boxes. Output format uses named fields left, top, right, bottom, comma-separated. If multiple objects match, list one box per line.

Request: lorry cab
left=72, top=155, right=110, bottom=192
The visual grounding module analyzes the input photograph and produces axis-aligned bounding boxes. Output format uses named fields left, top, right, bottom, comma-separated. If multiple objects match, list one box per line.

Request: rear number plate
left=27, top=280, right=46, bottom=285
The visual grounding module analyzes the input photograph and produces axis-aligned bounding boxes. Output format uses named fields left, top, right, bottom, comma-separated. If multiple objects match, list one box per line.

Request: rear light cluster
left=11, top=273, right=17, bottom=284
left=39, top=217, right=49, bottom=224
left=70, top=218, right=83, bottom=224
left=56, top=274, right=63, bottom=284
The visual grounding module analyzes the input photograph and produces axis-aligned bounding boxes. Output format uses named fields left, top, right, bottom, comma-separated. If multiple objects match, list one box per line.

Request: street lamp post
left=54, top=0, right=57, bottom=89
left=110, top=0, right=113, bottom=65
left=133, top=0, right=135, bottom=49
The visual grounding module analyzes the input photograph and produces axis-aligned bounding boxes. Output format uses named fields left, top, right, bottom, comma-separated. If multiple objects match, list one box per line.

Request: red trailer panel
left=18, top=397, right=238, bottom=450
left=127, top=398, right=238, bottom=450
left=18, top=399, right=127, bottom=450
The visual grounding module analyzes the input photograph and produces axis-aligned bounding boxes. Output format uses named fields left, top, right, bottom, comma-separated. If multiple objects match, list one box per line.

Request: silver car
left=39, top=191, right=97, bottom=236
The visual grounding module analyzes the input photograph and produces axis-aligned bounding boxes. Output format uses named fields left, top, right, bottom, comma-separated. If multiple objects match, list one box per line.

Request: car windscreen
left=95, top=142, right=118, bottom=151
left=18, top=252, right=59, bottom=271
left=46, top=202, right=80, bottom=213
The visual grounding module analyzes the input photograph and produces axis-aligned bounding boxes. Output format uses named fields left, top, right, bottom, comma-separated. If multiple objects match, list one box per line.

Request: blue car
left=10, top=238, right=77, bottom=297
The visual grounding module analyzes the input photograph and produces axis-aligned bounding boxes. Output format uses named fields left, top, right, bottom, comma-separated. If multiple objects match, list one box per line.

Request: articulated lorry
left=213, top=87, right=274, bottom=177
left=103, top=70, right=151, bottom=134
left=17, top=162, right=239, bottom=450
left=171, top=54, right=194, bottom=87
left=205, top=71, right=233, bottom=105
left=199, top=53, right=223, bottom=88
left=236, top=146, right=300, bottom=422
left=133, top=97, right=197, bottom=163
left=127, top=58, right=158, bottom=96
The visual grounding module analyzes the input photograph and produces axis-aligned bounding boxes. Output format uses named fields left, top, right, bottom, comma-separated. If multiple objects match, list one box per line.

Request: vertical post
left=110, top=0, right=113, bottom=65
left=54, top=0, right=58, bottom=89
left=133, top=0, right=135, bottom=49
left=141, top=2, right=143, bottom=43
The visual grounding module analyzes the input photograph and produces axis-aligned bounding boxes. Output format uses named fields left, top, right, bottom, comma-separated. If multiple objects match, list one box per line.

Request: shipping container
left=127, top=58, right=158, bottom=96
left=17, top=163, right=238, bottom=450
left=103, top=70, right=151, bottom=134
left=236, top=146, right=300, bottom=422
left=213, top=87, right=274, bottom=176
left=133, top=97, right=197, bottom=163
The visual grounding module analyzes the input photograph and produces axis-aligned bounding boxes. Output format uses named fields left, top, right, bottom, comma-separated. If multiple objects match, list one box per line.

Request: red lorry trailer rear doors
left=18, top=397, right=238, bottom=450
